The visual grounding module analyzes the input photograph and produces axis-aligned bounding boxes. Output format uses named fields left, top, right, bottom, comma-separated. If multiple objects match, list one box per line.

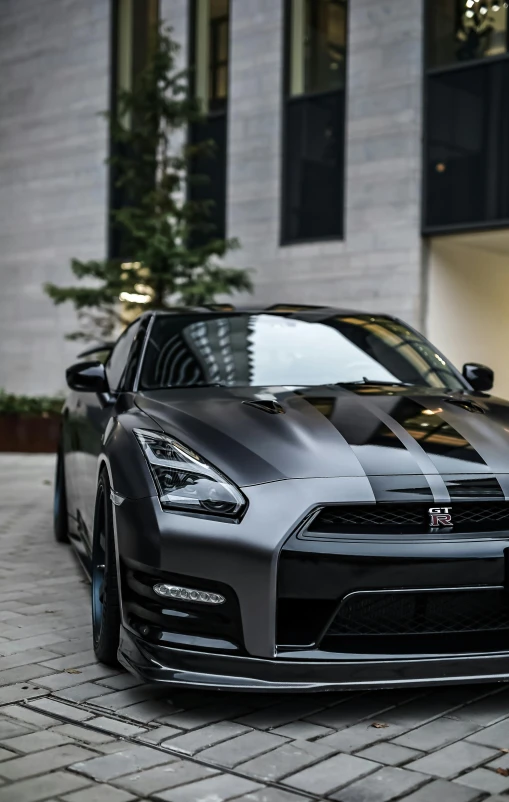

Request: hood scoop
left=442, top=396, right=486, bottom=414
left=242, top=399, right=285, bottom=415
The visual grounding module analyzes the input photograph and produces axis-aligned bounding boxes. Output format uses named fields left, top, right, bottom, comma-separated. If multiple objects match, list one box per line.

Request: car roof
left=141, top=305, right=396, bottom=320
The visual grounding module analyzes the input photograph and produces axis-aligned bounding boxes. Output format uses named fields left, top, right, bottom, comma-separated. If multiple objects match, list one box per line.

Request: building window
left=427, top=0, right=508, bottom=68
left=189, top=0, right=229, bottom=241
left=282, top=0, right=347, bottom=244
left=424, top=0, right=509, bottom=232
left=109, top=0, right=159, bottom=258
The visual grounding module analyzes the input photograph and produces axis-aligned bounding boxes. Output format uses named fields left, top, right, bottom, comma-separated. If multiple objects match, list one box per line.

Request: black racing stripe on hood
left=301, top=389, right=450, bottom=504
left=412, top=395, right=509, bottom=500
left=371, top=396, right=487, bottom=468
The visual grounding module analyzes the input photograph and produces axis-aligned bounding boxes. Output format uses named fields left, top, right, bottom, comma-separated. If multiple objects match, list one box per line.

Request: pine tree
left=45, top=25, right=252, bottom=341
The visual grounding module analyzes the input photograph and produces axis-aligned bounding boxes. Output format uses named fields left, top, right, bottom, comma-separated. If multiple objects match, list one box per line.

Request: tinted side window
left=106, top=320, right=141, bottom=391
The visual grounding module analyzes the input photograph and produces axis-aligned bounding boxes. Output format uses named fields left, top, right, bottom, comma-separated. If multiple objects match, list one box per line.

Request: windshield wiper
left=145, top=382, right=228, bottom=390
left=332, top=378, right=413, bottom=387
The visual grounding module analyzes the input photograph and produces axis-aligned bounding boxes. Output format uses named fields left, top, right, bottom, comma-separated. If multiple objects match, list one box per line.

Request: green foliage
left=0, top=390, right=64, bottom=417
left=45, top=25, right=252, bottom=340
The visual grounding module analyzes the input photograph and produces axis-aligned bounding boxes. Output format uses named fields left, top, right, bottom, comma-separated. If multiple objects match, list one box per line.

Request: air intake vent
left=242, top=400, right=285, bottom=414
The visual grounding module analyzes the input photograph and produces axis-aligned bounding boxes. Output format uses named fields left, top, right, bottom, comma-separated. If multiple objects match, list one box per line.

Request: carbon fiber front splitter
left=117, top=627, right=509, bottom=692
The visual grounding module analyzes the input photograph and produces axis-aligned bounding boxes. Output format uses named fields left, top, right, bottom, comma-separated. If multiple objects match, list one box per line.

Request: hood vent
left=442, top=396, right=486, bottom=414
left=242, top=399, right=285, bottom=415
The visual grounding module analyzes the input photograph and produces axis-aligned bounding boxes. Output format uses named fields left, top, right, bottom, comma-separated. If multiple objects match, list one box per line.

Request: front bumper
left=118, top=627, right=509, bottom=691
left=112, top=477, right=509, bottom=690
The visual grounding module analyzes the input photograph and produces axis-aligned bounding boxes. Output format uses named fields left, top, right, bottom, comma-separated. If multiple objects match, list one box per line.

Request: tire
left=53, top=447, right=69, bottom=543
left=92, top=470, right=121, bottom=666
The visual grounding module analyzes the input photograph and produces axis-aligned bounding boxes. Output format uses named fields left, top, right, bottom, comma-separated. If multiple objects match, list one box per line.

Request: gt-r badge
left=429, top=507, right=453, bottom=528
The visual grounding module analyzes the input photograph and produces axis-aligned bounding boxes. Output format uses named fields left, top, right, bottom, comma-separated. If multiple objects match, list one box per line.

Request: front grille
left=327, top=588, right=509, bottom=637
left=305, top=502, right=509, bottom=536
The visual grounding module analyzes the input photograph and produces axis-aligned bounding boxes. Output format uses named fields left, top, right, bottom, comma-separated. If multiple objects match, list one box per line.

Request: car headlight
left=133, top=429, right=245, bottom=517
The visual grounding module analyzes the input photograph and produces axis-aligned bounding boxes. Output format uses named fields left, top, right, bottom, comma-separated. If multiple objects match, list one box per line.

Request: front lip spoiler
left=118, top=627, right=509, bottom=692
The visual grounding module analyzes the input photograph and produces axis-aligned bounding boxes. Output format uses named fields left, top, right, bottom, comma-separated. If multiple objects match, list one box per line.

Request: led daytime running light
left=153, top=584, right=225, bottom=604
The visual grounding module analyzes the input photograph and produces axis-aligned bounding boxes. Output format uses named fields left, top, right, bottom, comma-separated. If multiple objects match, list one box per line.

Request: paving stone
left=51, top=723, right=116, bottom=745
left=85, top=687, right=165, bottom=712
left=306, top=691, right=409, bottom=730
left=0, top=719, right=32, bottom=740
left=330, top=765, right=430, bottom=802
left=451, top=690, right=509, bottom=727
left=0, top=704, right=58, bottom=729
left=94, top=674, right=146, bottom=690
left=62, top=784, right=136, bottom=802
left=318, top=721, right=405, bottom=753
left=231, top=791, right=310, bottom=802
left=0, top=664, right=56, bottom=687
left=111, top=760, right=219, bottom=796
left=393, top=778, right=483, bottom=802
left=271, top=721, right=333, bottom=740
left=467, top=718, right=509, bottom=749
left=54, top=682, right=118, bottom=703
left=238, top=738, right=335, bottom=781
left=39, top=650, right=98, bottom=671
left=0, top=633, right=66, bottom=656
left=0, top=729, right=72, bottom=753
left=158, top=703, right=252, bottom=730
left=136, top=726, right=183, bottom=745
left=114, top=699, right=172, bottom=723
left=27, top=697, right=94, bottom=722
left=70, top=744, right=174, bottom=781
left=162, top=721, right=249, bottom=755
left=0, top=743, right=97, bottom=781
left=154, top=773, right=262, bottom=801
left=0, top=683, right=47, bottom=705
left=285, top=753, right=379, bottom=795
left=0, top=749, right=15, bottom=762
left=86, top=716, right=146, bottom=737
left=0, top=770, right=90, bottom=802
left=199, top=730, right=288, bottom=768
left=236, top=699, right=327, bottom=730
left=454, top=767, right=509, bottom=794
left=408, top=740, right=498, bottom=779
left=356, top=742, right=423, bottom=766
left=393, top=717, right=481, bottom=751
left=35, top=664, right=116, bottom=690
left=380, top=687, right=489, bottom=729
left=0, top=648, right=60, bottom=672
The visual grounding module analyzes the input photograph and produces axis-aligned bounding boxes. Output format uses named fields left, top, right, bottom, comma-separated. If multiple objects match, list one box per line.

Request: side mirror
left=462, top=363, right=494, bottom=393
left=66, top=361, right=110, bottom=394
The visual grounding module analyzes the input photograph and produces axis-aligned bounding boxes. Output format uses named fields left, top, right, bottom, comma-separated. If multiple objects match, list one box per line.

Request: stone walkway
left=3, top=454, right=509, bottom=801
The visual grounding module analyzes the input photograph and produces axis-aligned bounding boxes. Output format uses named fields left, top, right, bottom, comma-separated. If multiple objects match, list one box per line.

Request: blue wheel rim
left=92, top=486, right=107, bottom=642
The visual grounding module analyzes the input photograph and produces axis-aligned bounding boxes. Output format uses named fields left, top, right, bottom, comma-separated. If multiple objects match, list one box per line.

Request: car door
left=70, top=319, right=143, bottom=556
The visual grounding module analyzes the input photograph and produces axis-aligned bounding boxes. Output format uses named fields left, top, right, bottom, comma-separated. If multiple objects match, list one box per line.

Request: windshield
left=139, top=313, right=465, bottom=391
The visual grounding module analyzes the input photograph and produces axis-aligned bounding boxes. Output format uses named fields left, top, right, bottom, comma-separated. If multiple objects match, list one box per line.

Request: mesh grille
left=327, top=589, right=509, bottom=637
left=307, top=502, right=509, bottom=535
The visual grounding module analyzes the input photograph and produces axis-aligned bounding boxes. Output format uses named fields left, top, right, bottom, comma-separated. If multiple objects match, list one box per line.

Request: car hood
left=135, top=385, right=509, bottom=489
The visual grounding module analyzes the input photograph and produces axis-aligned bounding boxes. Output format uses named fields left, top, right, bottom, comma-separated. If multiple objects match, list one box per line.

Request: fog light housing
left=153, top=583, right=225, bottom=605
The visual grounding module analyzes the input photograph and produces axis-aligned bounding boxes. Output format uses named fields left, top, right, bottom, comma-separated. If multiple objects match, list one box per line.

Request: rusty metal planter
left=0, top=414, right=60, bottom=453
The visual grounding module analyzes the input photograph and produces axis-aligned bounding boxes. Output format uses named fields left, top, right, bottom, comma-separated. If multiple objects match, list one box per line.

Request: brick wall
left=0, top=0, right=110, bottom=394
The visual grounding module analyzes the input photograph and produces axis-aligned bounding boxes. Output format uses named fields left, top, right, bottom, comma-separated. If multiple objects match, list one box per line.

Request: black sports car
left=55, top=305, right=509, bottom=691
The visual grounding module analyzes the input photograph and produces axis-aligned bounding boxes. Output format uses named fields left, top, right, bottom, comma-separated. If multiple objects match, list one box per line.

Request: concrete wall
left=427, top=238, right=509, bottom=401
left=162, top=0, right=425, bottom=325
left=224, top=0, right=424, bottom=326
left=0, top=0, right=110, bottom=394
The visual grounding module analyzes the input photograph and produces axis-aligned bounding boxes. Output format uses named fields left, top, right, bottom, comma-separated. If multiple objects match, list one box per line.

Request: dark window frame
left=187, top=0, right=231, bottom=242
left=280, top=0, right=348, bottom=247
left=422, top=0, right=509, bottom=236
left=108, top=0, right=160, bottom=260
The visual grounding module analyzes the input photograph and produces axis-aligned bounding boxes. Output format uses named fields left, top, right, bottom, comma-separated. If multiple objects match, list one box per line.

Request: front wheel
left=92, top=471, right=121, bottom=666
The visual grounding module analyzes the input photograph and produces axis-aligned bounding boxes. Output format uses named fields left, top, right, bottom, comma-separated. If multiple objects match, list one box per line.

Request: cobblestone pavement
left=4, top=456, right=509, bottom=802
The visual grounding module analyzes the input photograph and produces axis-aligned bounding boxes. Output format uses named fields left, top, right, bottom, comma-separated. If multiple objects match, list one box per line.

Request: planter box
left=0, top=414, right=60, bottom=453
